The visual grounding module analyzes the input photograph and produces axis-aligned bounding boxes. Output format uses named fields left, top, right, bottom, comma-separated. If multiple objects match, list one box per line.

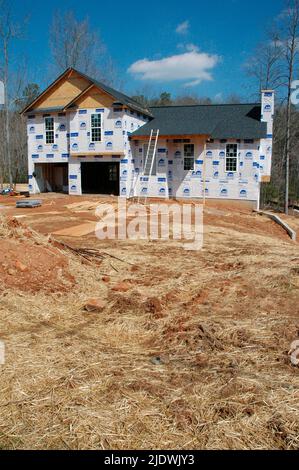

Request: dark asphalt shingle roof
left=131, top=103, right=267, bottom=139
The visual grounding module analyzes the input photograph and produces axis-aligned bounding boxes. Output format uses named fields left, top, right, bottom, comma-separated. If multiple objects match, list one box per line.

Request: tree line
left=0, top=2, right=120, bottom=188
left=0, top=0, right=298, bottom=213
left=245, top=0, right=299, bottom=212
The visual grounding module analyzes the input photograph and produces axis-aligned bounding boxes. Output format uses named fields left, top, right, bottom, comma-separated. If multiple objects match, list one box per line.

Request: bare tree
left=0, top=1, right=31, bottom=189
left=50, top=11, right=103, bottom=76
left=280, top=0, right=299, bottom=214
left=10, top=110, right=27, bottom=182
left=246, top=1, right=299, bottom=211
left=0, top=0, right=22, bottom=186
left=15, top=83, right=40, bottom=110
left=49, top=10, right=120, bottom=86
left=245, top=34, right=284, bottom=95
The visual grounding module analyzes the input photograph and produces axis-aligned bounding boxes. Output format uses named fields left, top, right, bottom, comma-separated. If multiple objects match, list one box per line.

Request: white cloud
left=176, top=20, right=190, bottom=35
left=128, top=50, right=220, bottom=87
left=185, top=43, right=199, bottom=52
left=176, top=43, right=199, bottom=53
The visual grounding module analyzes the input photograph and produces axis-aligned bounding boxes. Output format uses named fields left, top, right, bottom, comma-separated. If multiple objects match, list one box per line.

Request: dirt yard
left=0, top=194, right=298, bottom=450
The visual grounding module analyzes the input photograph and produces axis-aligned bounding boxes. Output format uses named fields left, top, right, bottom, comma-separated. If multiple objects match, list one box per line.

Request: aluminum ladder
left=138, top=129, right=159, bottom=203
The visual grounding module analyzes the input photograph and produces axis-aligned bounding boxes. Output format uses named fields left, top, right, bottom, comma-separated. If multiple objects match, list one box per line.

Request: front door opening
left=81, top=162, right=120, bottom=195
left=34, top=163, right=68, bottom=193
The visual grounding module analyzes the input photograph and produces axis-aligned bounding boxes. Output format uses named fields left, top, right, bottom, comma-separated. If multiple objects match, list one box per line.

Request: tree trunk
left=4, top=41, right=12, bottom=187
left=285, top=90, right=292, bottom=215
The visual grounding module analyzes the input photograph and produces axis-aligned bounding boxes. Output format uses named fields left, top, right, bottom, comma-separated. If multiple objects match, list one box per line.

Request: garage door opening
left=81, top=162, right=120, bottom=195
left=34, top=163, right=68, bottom=193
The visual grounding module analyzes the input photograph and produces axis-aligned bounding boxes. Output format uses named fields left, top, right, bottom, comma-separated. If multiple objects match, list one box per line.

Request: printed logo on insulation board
left=121, top=170, right=128, bottom=181
left=220, top=188, right=228, bottom=197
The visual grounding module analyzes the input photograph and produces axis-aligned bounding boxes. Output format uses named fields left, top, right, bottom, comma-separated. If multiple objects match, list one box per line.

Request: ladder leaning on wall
left=137, top=129, right=159, bottom=203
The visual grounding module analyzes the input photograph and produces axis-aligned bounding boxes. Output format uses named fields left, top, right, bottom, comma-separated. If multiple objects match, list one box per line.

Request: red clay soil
left=0, top=238, right=75, bottom=294
left=0, top=193, right=295, bottom=242
left=203, top=212, right=289, bottom=240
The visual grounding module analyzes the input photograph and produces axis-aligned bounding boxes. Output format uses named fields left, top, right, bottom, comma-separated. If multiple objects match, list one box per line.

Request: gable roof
left=130, top=103, right=268, bottom=139
left=73, top=70, right=153, bottom=117
left=21, top=67, right=152, bottom=117
left=20, top=68, right=91, bottom=115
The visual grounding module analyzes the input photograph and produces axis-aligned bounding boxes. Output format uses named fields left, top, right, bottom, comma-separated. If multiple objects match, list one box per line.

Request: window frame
left=90, top=113, right=102, bottom=143
left=44, top=117, right=55, bottom=145
left=183, top=143, right=195, bottom=171
left=225, top=143, right=238, bottom=173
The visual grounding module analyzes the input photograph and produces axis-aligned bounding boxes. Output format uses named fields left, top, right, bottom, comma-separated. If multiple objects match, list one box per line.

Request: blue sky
left=12, top=0, right=285, bottom=101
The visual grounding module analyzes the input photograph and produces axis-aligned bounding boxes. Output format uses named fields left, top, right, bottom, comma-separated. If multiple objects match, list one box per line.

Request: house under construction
left=22, top=68, right=274, bottom=209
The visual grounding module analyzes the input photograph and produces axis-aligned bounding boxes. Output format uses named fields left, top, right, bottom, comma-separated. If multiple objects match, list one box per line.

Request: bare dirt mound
left=0, top=217, right=75, bottom=293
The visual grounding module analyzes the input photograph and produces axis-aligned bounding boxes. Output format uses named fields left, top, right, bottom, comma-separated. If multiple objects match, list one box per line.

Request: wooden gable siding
left=71, top=85, right=115, bottom=109
left=34, top=71, right=91, bottom=110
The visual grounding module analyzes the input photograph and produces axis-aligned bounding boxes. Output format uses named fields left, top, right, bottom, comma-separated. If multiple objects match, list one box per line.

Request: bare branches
left=50, top=11, right=105, bottom=77
left=245, top=33, right=285, bottom=92
left=0, top=0, right=28, bottom=187
left=247, top=0, right=299, bottom=211
left=280, top=0, right=299, bottom=213
left=49, top=10, right=121, bottom=87
left=0, top=0, right=22, bottom=43
left=0, top=0, right=23, bottom=186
